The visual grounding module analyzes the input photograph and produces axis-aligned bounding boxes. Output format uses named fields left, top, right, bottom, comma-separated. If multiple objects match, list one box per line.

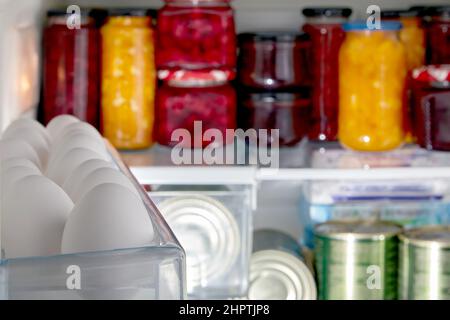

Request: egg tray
left=0, top=141, right=186, bottom=300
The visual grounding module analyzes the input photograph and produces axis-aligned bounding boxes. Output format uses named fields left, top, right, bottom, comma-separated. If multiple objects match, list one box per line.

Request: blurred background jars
left=412, top=65, right=450, bottom=151
left=425, top=6, right=450, bottom=64
left=101, top=9, right=156, bottom=150
left=156, top=80, right=236, bottom=148
left=338, top=22, right=407, bottom=152
left=156, top=0, right=236, bottom=80
left=42, top=9, right=100, bottom=127
left=302, top=7, right=352, bottom=142
left=237, top=32, right=311, bottom=90
left=238, top=91, right=311, bottom=147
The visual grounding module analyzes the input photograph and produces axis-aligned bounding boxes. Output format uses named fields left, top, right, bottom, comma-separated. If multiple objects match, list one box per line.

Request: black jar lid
left=302, top=7, right=352, bottom=18
left=238, top=31, right=310, bottom=43
left=425, top=6, right=450, bottom=17
left=47, top=7, right=91, bottom=17
left=107, top=7, right=157, bottom=17
left=381, top=9, right=421, bottom=18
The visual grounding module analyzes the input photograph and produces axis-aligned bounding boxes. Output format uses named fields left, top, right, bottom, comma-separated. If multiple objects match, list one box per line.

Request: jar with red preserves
left=42, top=9, right=100, bottom=127
left=156, top=0, right=236, bottom=81
left=412, top=65, right=450, bottom=151
left=156, top=80, right=236, bottom=148
left=237, top=32, right=311, bottom=90
left=238, top=91, right=311, bottom=147
left=425, top=6, right=450, bottom=64
left=302, top=7, right=352, bottom=142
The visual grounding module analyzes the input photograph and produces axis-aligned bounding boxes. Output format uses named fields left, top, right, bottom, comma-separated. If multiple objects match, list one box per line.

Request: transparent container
left=426, top=6, right=450, bottom=64
left=101, top=9, right=156, bottom=150
left=149, top=185, right=252, bottom=299
left=339, top=21, right=407, bottom=152
left=0, top=144, right=186, bottom=300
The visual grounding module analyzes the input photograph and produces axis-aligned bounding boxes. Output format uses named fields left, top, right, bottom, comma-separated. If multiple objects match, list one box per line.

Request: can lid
left=249, top=250, right=317, bottom=300
left=314, top=220, right=403, bottom=240
left=412, top=65, right=450, bottom=85
left=238, top=31, right=310, bottom=43
left=157, top=195, right=240, bottom=284
left=400, top=226, right=450, bottom=248
left=107, top=7, right=156, bottom=17
left=381, top=9, right=420, bottom=19
left=342, top=20, right=403, bottom=31
left=302, top=7, right=352, bottom=18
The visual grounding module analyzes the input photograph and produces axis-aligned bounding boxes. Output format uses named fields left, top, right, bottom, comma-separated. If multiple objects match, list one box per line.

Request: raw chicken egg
left=1, top=157, right=41, bottom=173
left=2, top=118, right=51, bottom=146
left=0, top=139, right=41, bottom=169
left=46, top=115, right=80, bottom=139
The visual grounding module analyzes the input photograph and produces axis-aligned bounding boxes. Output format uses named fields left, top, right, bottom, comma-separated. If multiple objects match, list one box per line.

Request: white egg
left=71, top=167, right=139, bottom=203
left=1, top=165, right=41, bottom=189
left=46, top=115, right=80, bottom=139
left=0, top=157, right=41, bottom=173
left=46, top=148, right=108, bottom=186
left=2, top=175, right=73, bottom=259
left=0, top=139, right=41, bottom=169
left=48, top=132, right=108, bottom=165
left=59, top=122, right=103, bottom=143
left=61, top=183, right=154, bottom=254
left=2, top=118, right=51, bottom=146
left=62, top=159, right=116, bottom=200
left=2, top=126, right=50, bottom=169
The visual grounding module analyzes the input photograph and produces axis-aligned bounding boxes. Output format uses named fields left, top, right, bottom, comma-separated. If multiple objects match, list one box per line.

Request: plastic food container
left=302, top=7, right=352, bottom=142
left=156, top=0, right=236, bottom=80
left=156, top=80, right=236, bottom=148
left=101, top=9, right=156, bottom=150
left=425, top=6, right=450, bottom=64
left=412, top=65, right=450, bottom=151
left=42, top=9, right=100, bottom=127
left=338, top=21, right=407, bottom=152
left=149, top=185, right=252, bottom=299
left=237, top=32, right=311, bottom=90
left=0, top=144, right=186, bottom=300
left=238, top=91, right=311, bottom=146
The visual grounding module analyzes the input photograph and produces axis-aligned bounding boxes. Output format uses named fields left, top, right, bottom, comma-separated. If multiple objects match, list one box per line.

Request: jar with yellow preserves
left=338, top=22, right=407, bottom=152
left=101, top=9, right=156, bottom=149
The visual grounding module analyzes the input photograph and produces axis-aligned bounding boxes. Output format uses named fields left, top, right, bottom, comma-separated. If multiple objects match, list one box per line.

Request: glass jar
left=101, top=9, right=156, bottom=150
left=43, top=10, right=100, bottom=127
left=412, top=65, right=450, bottom=151
left=339, top=22, right=407, bottom=152
left=156, top=0, right=236, bottom=80
left=237, top=32, right=311, bottom=90
left=302, top=7, right=352, bottom=142
left=156, top=80, right=236, bottom=148
left=238, top=92, right=311, bottom=146
left=426, top=6, right=450, bottom=64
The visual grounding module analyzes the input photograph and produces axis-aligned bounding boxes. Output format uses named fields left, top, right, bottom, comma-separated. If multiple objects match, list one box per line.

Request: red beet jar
left=237, top=32, right=311, bottom=90
left=238, top=91, right=311, bottom=147
left=412, top=65, right=450, bottom=151
left=156, top=0, right=236, bottom=80
left=302, top=7, right=352, bottom=142
left=426, top=6, right=450, bottom=64
left=156, top=80, right=236, bottom=148
left=42, top=9, right=100, bottom=127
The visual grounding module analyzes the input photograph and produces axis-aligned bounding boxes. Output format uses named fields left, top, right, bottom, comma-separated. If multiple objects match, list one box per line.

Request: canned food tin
left=314, top=220, right=402, bottom=300
left=399, top=225, right=450, bottom=300
left=157, top=195, right=240, bottom=291
left=248, top=230, right=316, bottom=300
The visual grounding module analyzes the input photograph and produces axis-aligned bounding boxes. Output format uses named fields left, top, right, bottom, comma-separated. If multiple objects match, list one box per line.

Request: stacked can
left=399, top=226, right=450, bottom=300
left=237, top=32, right=312, bottom=147
left=314, top=220, right=402, bottom=300
left=155, top=0, right=237, bottom=148
left=248, top=229, right=316, bottom=300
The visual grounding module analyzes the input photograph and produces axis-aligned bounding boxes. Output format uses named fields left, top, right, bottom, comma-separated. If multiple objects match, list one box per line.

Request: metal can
left=248, top=229, right=317, bottom=300
left=399, top=225, right=450, bottom=300
left=314, top=220, right=402, bottom=300
left=156, top=194, right=241, bottom=295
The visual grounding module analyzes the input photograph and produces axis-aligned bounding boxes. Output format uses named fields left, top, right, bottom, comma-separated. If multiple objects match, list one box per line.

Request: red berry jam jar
left=237, top=32, right=311, bottom=90
left=42, top=9, right=100, bottom=127
left=412, top=65, right=450, bottom=151
left=302, top=7, right=352, bottom=142
left=156, top=80, right=236, bottom=148
left=238, top=91, right=311, bottom=147
left=426, top=6, right=450, bottom=64
left=156, top=0, right=236, bottom=80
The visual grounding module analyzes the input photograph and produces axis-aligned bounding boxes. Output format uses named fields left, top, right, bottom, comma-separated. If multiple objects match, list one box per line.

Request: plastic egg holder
left=0, top=140, right=186, bottom=300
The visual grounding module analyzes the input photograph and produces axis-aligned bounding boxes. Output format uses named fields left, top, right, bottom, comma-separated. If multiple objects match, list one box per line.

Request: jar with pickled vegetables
left=43, top=9, right=100, bottom=127
left=101, top=9, right=156, bottom=150
left=426, top=6, right=450, bottom=64
left=156, top=0, right=236, bottom=81
left=302, top=7, right=352, bottom=142
left=338, top=22, right=407, bottom=152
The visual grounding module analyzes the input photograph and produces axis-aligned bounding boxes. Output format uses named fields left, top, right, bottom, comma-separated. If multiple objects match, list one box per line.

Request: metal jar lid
left=400, top=225, right=450, bottom=249
left=248, top=250, right=317, bottom=300
left=314, top=220, right=403, bottom=241
left=157, top=195, right=240, bottom=284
